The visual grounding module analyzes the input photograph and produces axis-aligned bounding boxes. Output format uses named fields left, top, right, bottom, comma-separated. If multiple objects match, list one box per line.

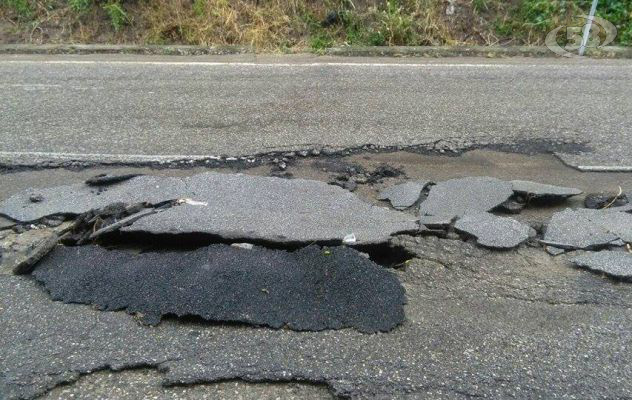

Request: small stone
left=230, top=243, right=254, bottom=250
left=572, top=251, right=632, bottom=280
left=343, top=233, right=357, bottom=244
left=29, top=194, right=43, bottom=203
left=545, top=246, right=566, bottom=256
left=42, top=217, right=65, bottom=227
left=311, top=149, right=321, bottom=156
left=298, top=150, right=309, bottom=157
left=454, top=212, right=533, bottom=249
left=343, top=180, right=357, bottom=192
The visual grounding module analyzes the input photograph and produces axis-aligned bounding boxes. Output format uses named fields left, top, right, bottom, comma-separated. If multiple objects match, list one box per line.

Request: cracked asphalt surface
left=1, top=55, right=631, bottom=169
left=3, top=237, right=632, bottom=399
left=2, top=54, right=632, bottom=399
left=0, top=151, right=631, bottom=398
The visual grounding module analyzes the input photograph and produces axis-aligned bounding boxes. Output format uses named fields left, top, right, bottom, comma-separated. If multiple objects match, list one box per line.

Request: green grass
left=69, top=0, right=92, bottom=13
left=102, top=1, right=129, bottom=32
left=2, top=0, right=31, bottom=20
left=0, top=0, right=630, bottom=48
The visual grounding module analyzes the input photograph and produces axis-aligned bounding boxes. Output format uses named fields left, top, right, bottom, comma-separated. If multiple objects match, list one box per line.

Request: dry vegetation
left=1, top=0, right=630, bottom=50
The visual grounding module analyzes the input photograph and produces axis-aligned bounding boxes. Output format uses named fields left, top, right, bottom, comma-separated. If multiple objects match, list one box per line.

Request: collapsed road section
left=2, top=160, right=632, bottom=399
left=32, top=244, right=406, bottom=332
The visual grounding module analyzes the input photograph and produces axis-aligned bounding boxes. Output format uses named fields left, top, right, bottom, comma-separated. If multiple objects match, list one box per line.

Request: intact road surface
left=1, top=54, right=631, bottom=170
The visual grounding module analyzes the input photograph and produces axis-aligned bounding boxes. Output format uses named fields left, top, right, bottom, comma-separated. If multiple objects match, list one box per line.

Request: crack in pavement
left=4, top=234, right=632, bottom=399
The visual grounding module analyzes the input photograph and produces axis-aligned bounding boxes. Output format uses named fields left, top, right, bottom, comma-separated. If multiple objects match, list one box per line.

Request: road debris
left=419, top=177, right=513, bottom=218
left=32, top=244, right=406, bottom=333
left=510, top=180, right=582, bottom=200
left=0, top=175, right=186, bottom=222
left=543, top=208, right=632, bottom=250
left=0, top=222, right=72, bottom=274
left=377, top=181, right=431, bottom=210
left=85, top=173, right=142, bottom=186
left=119, top=173, right=417, bottom=245
left=0, top=172, right=417, bottom=245
left=584, top=190, right=629, bottom=209
left=572, top=250, right=632, bottom=280
left=454, top=212, right=534, bottom=249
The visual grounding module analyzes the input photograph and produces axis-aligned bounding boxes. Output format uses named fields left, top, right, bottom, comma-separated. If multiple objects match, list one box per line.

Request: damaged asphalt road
left=2, top=150, right=632, bottom=399
left=3, top=237, right=632, bottom=399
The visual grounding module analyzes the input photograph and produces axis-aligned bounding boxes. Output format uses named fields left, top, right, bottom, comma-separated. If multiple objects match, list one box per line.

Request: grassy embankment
left=1, top=0, right=630, bottom=50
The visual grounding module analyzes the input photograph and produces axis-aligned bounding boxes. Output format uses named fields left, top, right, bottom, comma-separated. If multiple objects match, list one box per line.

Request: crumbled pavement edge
left=0, top=138, right=592, bottom=173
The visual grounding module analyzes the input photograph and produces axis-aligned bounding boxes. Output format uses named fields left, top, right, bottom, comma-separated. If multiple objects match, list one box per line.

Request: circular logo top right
left=545, top=15, right=618, bottom=57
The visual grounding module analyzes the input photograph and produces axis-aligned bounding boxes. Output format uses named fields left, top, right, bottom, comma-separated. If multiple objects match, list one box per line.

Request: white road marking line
left=0, top=60, right=540, bottom=68
left=0, top=84, right=62, bottom=87
left=0, top=151, right=219, bottom=160
left=577, top=166, right=632, bottom=172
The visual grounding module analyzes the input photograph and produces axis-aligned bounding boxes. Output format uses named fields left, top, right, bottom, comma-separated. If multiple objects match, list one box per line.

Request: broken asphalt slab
left=4, top=236, right=632, bottom=399
left=32, top=244, right=405, bottom=333
left=0, top=172, right=418, bottom=245
left=0, top=223, right=72, bottom=275
left=572, top=251, right=632, bottom=281
left=418, top=176, right=513, bottom=218
left=0, top=175, right=186, bottom=222
left=377, top=181, right=430, bottom=210
left=510, top=180, right=582, bottom=200
left=454, top=212, right=534, bottom=249
left=543, top=208, right=632, bottom=250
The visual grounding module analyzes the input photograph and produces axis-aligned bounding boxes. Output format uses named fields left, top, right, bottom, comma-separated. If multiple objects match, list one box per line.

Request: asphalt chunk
left=121, top=173, right=417, bottom=245
left=454, top=212, right=533, bottom=249
left=85, top=174, right=143, bottom=186
left=543, top=208, right=632, bottom=250
left=0, top=175, right=186, bottom=222
left=418, top=177, right=513, bottom=219
left=32, top=244, right=406, bottom=333
left=377, top=181, right=430, bottom=210
left=0, top=172, right=417, bottom=245
left=510, top=180, right=582, bottom=200
left=572, top=251, right=632, bottom=280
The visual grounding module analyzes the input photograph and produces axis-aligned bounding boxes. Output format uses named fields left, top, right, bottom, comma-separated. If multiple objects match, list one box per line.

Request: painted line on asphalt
left=576, top=165, right=632, bottom=172
left=0, top=60, right=543, bottom=68
left=0, top=151, right=219, bottom=161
